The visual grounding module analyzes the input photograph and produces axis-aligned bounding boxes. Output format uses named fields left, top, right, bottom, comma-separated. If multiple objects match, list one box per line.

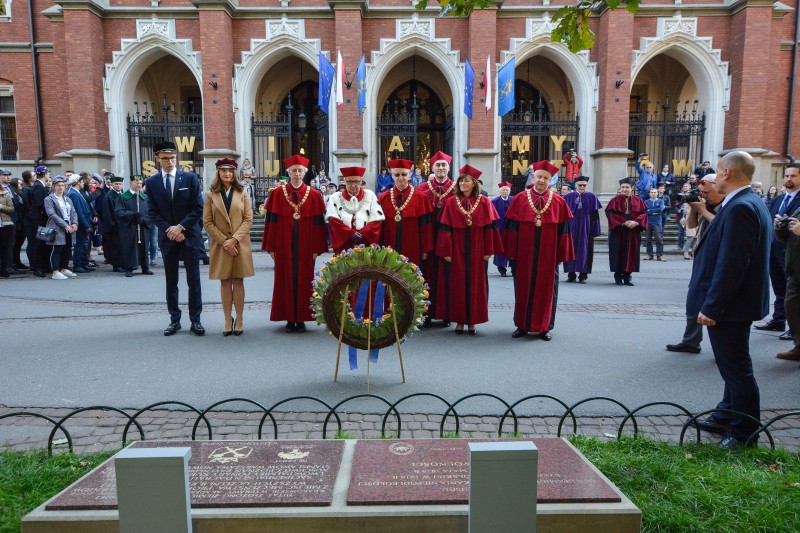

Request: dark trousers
left=163, top=243, right=202, bottom=323
left=72, top=229, right=89, bottom=269
left=768, top=242, right=787, bottom=323
left=785, top=276, right=800, bottom=346
left=13, top=222, right=25, bottom=266
left=681, top=315, right=703, bottom=349
left=707, top=321, right=761, bottom=441
left=26, top=220, right=47, bottom=272
left=103, top=230, right=121, bottom=267
left=645, top=223, right=664, bottom=257
left=49, top=233, right=73, bottom=271
left=0, top=225, right=13, bottom=274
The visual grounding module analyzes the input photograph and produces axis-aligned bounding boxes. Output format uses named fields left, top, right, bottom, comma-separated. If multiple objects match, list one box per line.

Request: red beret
left=533, top=160, right=559, bottom=177
left=498, top=181, right=512, bottom=188
left=283, top=155, right=310, bottom=169
left=388, top=159, right=414, bottom=170
left=430, top=151, right=453, bottom=165
left=215, top=158, right=238, bottom=170
left=340, top=166, right=366, bottom=177
left=459, top=164, right=482, bottom=180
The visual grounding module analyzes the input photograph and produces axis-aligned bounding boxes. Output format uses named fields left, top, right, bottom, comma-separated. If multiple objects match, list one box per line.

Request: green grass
left=0, top=449, right=115, bottom=533
left=1, top=438, right=799, bottom=533
left=572, top=436, right=800, bottom=532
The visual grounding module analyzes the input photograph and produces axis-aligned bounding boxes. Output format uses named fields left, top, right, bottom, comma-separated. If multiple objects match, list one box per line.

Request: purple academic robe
left=491, top=194, right=515, bottom=269
left=562, top=191, right=602, bottom=274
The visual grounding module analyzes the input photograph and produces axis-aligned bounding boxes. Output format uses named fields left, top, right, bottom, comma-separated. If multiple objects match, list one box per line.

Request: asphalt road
left=1, top=250, right=798, bottom=416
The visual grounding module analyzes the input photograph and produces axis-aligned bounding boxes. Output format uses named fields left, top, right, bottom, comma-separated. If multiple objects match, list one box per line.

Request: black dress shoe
left=15, top=263, right=29, bottom=270
left=442, top=320, right=451, bottom=327
left=468, top=329, right=476, bottom=335
left=33, top=271, right=45, bottom=278
left=142, top=269, right=155, bottom=275
left=512, top=328, right=527, bottom=338
left=454, top=328, right=464, bottom=335
left=666, top=342, right=701, bottom=354
left=202, top=258, right=210, bottom=265
left=295, top=322, right=307, bottom=332
left=190, top=322, right=205, bottom=336
left=754, top=320, right=785, bottom=331
left=125, top=271, right=134, bottom=277
left=623, top=280, right=635, bottom=286
left=539, top=331, right=552, bottom=341
left=719, top=433, right=756, bottom=450
left=164, top=321, right=181, bottom=336
left=113, top=267, right=126, bottom=273
left=578, top=279, right=587, bottom=284
left=566, top=277, right=576, bottom=283
left=615, top=279, right=623, bottom=286
left=690, top=417, right=730, bottom=436
left=285, top=322, right=296, bottom=332
left=421, top=316, right=432, bottom=328
left=779, top=330, right=793, bottom=340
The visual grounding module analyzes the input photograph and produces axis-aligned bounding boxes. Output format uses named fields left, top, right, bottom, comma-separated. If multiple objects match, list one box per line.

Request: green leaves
left=414, top=0, right=642, bottom=53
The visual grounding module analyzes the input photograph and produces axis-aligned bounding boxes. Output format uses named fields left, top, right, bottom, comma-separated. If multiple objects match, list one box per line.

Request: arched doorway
left=628, top=54, right=705, bottom=182
left=126, top=55, right=203, bottom=177
left=250, top=56, right=328, bottom=201
left=375, top=56, right=454, bottom=175
left=500, top=56, right=578, bottom=193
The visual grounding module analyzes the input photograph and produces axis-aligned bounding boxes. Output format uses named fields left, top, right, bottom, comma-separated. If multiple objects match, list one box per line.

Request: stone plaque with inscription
left=347, top=438, right=621, bottom=505
left=46, top=440, right=344, bottom=510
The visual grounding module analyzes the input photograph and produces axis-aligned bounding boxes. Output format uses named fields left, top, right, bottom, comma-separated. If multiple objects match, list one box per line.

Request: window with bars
left=0, top=91, right=18, bottom=161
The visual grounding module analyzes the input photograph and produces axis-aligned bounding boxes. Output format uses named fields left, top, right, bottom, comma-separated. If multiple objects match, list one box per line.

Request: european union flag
left=464, top=59, right=474, bottom=120
left=318, top=52, right=335, bottom=115
left=497, top=58, right=516, bottom=117
left=356, top=54, right=367, bottom=115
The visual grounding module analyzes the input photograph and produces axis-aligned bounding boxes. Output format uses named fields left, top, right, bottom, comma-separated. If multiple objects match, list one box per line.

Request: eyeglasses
left=158, top=156, right=177, bottom=161
left=576, top=184, right=587, bottom=187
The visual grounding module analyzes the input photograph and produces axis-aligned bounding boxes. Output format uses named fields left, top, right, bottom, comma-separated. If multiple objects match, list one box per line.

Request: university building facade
left=0, top=0, right=798, bottom=199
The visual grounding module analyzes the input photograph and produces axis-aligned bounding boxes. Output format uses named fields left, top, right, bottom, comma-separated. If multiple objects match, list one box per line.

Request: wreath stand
left=332, top=283, right=406, bottom=391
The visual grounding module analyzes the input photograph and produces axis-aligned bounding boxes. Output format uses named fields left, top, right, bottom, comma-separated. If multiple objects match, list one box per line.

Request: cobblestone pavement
left=1, top=406, right=797, bottom=455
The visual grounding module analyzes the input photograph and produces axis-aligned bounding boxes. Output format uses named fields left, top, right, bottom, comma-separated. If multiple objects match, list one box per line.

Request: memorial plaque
left=347, top=438, right=621, bottom=505
left=47, top=440, right=344, bottom=510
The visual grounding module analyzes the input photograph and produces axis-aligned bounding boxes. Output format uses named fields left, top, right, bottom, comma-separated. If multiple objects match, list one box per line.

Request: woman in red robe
left=606, top=177, right=648, bottom=286
left=261, top=155, right=328, bottom=332
left=435, top=165, right=504, bottom=334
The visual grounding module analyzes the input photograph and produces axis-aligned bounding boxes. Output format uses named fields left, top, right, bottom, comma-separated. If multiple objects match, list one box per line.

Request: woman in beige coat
left=203, top=158, right=255, bottom=335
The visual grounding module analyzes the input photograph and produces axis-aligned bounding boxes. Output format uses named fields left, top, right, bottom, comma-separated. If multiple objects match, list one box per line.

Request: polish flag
left=485, top=55, right=492, bottom=114
left=336, top=50, right=345, bottom=109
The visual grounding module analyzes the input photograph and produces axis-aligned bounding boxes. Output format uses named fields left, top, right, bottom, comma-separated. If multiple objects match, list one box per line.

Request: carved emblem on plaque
left=208, top=446, right=253, bottom=463
left=389, top=442, right=415, bottom=456
left=278, top=448, right=311, bottom=460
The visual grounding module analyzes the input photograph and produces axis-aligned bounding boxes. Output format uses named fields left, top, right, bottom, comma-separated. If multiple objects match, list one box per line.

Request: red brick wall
left=333, top=9, right=364, bottom=149
left=593, top=9, right=633, bottom=149
left=467, top=9, right=496, bottom=149
left=199, top=10, right=235, bottom=149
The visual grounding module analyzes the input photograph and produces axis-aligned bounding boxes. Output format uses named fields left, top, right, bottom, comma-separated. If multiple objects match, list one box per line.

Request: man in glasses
left=562, top=176, right=602, bottom=284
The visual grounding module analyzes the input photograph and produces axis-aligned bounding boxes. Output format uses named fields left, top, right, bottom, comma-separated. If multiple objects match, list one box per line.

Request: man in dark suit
left=145, top=141, right=205, bottom=336
left=753, top=163, right=800, bottom=339
left=688, top=151, right=771, bottom=449
left=27, top=166, right=50, bottom=277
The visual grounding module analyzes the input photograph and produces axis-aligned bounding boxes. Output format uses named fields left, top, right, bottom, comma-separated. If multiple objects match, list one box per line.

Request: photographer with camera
left=666, top=174, right=723, bottom=354
left=753, top=164, right=800, bottom=340
left=635, top=154, right=658, bottom=201
left=774, top=200, right=800, bottom=362
left=561, top=149, right=583, bottom=182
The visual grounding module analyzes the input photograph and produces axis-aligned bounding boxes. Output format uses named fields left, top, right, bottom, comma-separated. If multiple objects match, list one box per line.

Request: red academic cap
left=533, top=160, right=559, bottom=177
left=340, top=167, right=366, bottom=178
left=283, top=155, right=310, bottom=169
left=388, top=158, right=414, bottom=170
left=215, top=158, right=238, bottom=170
left=498, top=181, right=512, bottom=188
left=430, top=151, right=453, bottom=165
left=459, top=164, right=482, bottom=180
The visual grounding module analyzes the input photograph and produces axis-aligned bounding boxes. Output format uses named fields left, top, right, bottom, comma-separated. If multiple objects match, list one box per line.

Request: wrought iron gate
left=627, top=93, right=705, bottom=182
left=127, top=95, right=203, bottom=178
left=500, top=96, right=579, bottom=194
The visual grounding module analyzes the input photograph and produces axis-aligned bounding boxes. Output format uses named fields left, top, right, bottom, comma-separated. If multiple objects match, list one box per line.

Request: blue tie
left=165, top=174, right=173, bottom=200
left=779, top=194, right=792, bottom=215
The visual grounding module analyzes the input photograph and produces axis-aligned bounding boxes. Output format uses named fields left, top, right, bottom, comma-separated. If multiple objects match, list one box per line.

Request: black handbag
left=36, top=225, right=56, bottom=243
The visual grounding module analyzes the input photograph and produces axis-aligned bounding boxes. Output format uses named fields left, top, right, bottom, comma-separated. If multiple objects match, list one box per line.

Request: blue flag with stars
left=356, top=54, right=367, bottom=115
left=318, top=51, right=335, bottom=115
left=464, top=59, right=474, bottom=120
left=497, top=58, right=515, bottom=117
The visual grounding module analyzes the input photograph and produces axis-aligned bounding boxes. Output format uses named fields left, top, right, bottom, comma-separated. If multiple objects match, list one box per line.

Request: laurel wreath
left=311, top=245, right=430, bottom=350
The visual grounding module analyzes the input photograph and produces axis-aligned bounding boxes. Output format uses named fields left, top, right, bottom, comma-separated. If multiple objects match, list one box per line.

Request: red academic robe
left=502, top=189, right=575, bottom=333
left=261, top=183, right=328, bottom=322
left=605, top=194, right=648, bottom=273
left=417, top=178, right=456, bottom=318
left=327, top=189, right=383, bottom=254
left=378, top=186, right=434, bottom=268
left=435, top=195, right=504, bottom=325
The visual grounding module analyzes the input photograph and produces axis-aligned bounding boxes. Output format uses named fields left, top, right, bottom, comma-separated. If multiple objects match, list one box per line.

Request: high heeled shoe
left=223, top=316, right=233, bottom=337
left=233, top=316, right=244, bottom=336
left=454, top=324, right=464, bottom=335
